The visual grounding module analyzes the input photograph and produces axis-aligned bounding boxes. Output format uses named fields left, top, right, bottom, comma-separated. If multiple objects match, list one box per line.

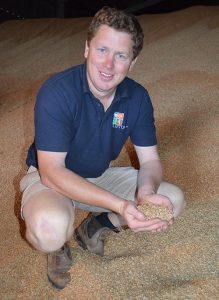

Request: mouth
left=100, top=71, right=114, bottom=80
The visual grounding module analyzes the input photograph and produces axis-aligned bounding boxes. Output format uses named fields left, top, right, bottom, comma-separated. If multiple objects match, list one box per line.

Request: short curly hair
left=87, top=6, right=144, bottom=59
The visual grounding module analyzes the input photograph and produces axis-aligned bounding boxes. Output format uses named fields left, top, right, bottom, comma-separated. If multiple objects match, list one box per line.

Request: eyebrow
left=95, top=42, right=131, bottom=56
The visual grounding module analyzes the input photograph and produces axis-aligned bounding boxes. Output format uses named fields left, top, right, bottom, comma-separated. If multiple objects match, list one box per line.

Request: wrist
left=117, top=200, right=126, bottom=216
left=137, top=189, right=156, bottom=205
left=138, top=189, right=156, bottom=197
left=110, top=198, right=126, bottom=215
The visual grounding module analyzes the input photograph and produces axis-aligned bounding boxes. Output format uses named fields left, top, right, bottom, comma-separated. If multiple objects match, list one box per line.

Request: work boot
left=47, top=243, right=73, bottom=289
left=74, top=214, right=118, bottom=256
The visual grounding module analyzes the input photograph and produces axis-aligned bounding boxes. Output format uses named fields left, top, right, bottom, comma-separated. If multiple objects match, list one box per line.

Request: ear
left=129, top=56, right=138, bottom=72
left=84, top=41, right=89, bottom=59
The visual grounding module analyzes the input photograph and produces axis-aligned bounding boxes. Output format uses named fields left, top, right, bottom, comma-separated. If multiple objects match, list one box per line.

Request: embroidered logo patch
left=112, top=112, right=124, bottom=126
left=112, top=112, right=127, bottom=129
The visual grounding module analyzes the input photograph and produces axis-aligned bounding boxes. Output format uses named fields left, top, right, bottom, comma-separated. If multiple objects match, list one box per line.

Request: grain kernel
left=138, top=203, right=173, bottom=221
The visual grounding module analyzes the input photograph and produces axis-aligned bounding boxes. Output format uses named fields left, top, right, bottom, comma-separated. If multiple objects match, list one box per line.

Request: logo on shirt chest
left=112, top=112, right=127, bottom=129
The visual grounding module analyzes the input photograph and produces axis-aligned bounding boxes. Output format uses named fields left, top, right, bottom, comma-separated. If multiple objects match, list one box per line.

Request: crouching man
left=20, top=6, right=185, bottom=289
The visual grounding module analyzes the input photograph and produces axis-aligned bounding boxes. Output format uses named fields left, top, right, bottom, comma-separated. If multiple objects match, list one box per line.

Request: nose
left=104, top=54, right=114, bottom=69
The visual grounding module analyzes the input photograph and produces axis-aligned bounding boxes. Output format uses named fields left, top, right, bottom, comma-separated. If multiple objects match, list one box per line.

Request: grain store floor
left=0, top=5, right=218, bottom=299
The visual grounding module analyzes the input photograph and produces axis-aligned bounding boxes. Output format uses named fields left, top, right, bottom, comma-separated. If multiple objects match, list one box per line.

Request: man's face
left=84, top=25, right=137, bottom=99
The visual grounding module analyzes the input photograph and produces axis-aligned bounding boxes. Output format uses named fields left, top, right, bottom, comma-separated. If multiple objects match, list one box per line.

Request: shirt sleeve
left=130, top=89, right=157, bottom=147
left=34, top=82, right=75, bottom=152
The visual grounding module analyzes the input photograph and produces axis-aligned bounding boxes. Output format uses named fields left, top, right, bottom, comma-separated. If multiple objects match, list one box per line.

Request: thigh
left=157, top=181, right=186, bottom=217
left=20, top=167, right=74, bottom=219
left=23, top=188, right=75, bottom=224
left=74, top=167, right=138, bottom=212
left=92, top=166, right=138, bottom=200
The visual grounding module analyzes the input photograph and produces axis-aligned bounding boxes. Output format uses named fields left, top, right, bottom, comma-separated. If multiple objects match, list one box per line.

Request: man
left=20, top=6, right=185, bottom=290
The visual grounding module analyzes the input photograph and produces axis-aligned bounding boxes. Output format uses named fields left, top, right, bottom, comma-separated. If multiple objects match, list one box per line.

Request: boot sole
left=48, top=275, right=67, bottom=290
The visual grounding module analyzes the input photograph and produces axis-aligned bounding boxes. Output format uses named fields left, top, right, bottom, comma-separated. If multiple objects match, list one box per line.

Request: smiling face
left=84, top=25, right=137, bottom=101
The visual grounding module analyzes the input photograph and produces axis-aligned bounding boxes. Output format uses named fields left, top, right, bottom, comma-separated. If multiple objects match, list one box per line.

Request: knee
left=171, top=186, right=186, bottom=217
left=24, top=208, right=74, bottom=253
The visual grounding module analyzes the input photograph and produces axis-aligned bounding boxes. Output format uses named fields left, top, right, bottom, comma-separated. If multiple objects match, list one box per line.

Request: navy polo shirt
left=26, top=64, right=157, bottom=178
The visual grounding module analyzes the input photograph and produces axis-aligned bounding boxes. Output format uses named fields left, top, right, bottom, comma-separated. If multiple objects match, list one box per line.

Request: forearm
left=40, top=165, right=125, bottom=214
left=137, top=159, right=163, bottom=196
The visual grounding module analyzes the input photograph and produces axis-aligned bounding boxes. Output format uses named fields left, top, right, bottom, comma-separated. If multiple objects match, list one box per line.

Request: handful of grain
left=138, top=203, right=173, bottom=221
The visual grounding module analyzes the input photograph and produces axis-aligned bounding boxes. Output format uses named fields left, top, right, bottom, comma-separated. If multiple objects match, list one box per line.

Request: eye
left=116, top=53, right=127, bottom=60
left=97, top=47, right=107, bottom=54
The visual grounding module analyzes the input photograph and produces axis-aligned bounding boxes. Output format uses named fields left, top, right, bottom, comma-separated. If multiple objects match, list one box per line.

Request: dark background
left=0, top=0, right=219, bottom=21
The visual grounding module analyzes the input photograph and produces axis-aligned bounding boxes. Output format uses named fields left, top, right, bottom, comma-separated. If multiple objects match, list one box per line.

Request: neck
left=89, top=84, right=116, bottom=111
left=99, top=90, right=116, bottom=111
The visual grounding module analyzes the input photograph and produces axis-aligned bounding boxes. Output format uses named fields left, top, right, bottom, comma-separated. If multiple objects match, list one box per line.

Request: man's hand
left=136, top=192, right=174, bottom=233
left=132, top=145, right=173, bottom=233
left=137, top=192, right=173, bottom=212
left=119, top=200, right=172, bottom=233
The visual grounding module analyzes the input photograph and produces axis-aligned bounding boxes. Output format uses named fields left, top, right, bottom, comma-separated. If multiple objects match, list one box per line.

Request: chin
left=97, top=83, right=114, bottom=92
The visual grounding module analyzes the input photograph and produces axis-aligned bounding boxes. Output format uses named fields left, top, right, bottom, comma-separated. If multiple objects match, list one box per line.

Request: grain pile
left=0, top=5, right=218, bottom=300
left=138, top=203, right=173, bottom=221
left=70, top=199, right=218, bottom=299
